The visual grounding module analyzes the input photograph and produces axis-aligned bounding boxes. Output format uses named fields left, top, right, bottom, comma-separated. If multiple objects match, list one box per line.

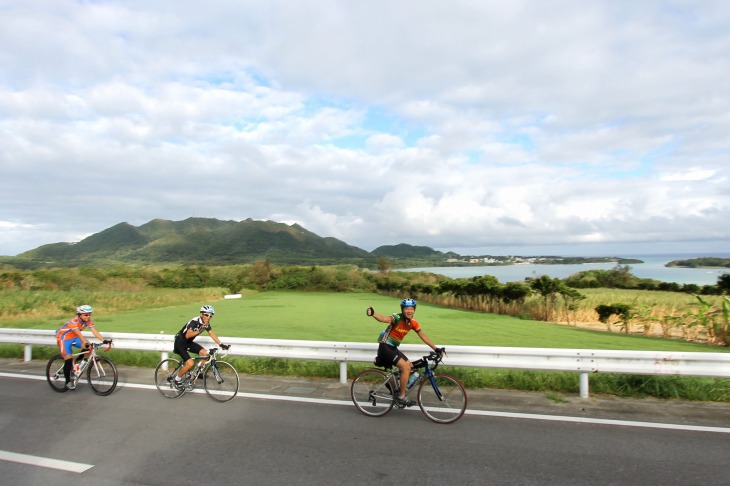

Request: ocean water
left=398, top=253, right=730, bottom=286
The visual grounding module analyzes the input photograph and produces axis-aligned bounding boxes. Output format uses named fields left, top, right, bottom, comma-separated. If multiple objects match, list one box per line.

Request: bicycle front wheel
left=87, top=357, right=118, bottom=396
left=204, top=361, right=239, bottom=403
left=46, top=354, right=68, bottom=393
left=350, top=369, right=395, bottom=417
left=417, top=374, right=467, bottom=424
left=154, top=358, right=185, bottom=399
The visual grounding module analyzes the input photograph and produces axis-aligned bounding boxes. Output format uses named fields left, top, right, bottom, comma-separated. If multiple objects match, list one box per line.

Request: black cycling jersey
left=175, top=316, right=211, bottom=343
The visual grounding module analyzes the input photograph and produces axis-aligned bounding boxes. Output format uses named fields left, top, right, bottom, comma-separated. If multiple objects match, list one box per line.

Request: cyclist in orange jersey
left=55, top=305, right=109, bottom=390
left=367, top=298, right=443, bottom=407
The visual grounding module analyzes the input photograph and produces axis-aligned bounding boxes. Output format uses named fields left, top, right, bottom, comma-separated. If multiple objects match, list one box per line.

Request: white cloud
left=660, top=168, right=716, bottom=182
left=0, top=1, right=729, bottom=257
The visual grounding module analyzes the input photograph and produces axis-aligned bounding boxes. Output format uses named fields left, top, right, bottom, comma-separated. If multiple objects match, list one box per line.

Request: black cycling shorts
left=174, top=339, right=204, bottom=363
left=377, top=342, right=407, bottom=367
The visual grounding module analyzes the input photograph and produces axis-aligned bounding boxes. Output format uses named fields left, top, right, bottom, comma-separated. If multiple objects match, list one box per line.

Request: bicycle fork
left=210, top=363, right=225, bottom=384
left=426, top=373, right=445, bottom=401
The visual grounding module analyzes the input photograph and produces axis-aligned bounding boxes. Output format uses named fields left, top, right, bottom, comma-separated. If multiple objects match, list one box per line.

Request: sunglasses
left=202, top=313, right=213, bottom=318
left=80, top=313, right=92, bottom=317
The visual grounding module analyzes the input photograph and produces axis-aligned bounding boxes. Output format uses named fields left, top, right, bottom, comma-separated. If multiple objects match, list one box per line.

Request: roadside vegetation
left=2, top=262, right=729, bottom=345
left=1, top=274, right=728, bottom=401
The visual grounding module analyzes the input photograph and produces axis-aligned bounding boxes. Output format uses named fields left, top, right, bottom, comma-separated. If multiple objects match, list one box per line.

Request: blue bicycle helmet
left=400, top=298, right=417, bottom=309
left=200, top=305, right=215, bottom=315
left=76, top=304, right=93, bottom=314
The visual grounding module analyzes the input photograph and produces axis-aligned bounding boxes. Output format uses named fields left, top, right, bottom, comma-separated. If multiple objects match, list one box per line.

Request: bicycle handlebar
left=423, top=350, right=446, bottom=370
left=208, top=346, right=231, bottom=358
left=90, top=340, right=113, bottom=352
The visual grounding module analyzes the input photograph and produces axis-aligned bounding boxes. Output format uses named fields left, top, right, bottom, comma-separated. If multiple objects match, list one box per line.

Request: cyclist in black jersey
left=172, top=305, right=229, bottom=388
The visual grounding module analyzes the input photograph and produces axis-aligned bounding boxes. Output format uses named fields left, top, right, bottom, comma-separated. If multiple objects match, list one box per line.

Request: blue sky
left=1, top=0, right=729, bottom=257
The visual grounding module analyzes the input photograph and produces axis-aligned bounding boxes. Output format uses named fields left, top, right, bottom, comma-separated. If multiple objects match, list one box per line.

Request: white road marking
left=465, top=409, right=730, bottom=434
left=0, top=450, right=93, bottom=473
left=3, top=371, right=729, bottom=434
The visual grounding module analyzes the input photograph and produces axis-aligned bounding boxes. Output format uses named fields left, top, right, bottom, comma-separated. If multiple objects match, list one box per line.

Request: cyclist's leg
left=60, top=338, right=81, bottom=385
left=175, top=340, right=201, bottom=379
left=395, top=355, right=412, bottom=398
left=378, top=343, right=411, bottom=397
left=197, top=344, right=210, bottom=363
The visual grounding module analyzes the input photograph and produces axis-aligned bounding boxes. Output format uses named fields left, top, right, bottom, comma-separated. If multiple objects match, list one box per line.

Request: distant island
left=666, top=257, right=730, bottom=269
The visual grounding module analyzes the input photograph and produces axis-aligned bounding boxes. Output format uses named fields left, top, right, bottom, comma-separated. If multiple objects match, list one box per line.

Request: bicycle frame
left=378, top=351, right=444, bottom=403
left=71, top=342, right=113, bottom=378
left=420, top=360, right=445, bottom=401
left=175, top=348, right=225, bottom=388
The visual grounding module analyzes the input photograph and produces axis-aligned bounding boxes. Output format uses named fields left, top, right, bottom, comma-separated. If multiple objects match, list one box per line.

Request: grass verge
left=2, top=345, right=727, bottom=402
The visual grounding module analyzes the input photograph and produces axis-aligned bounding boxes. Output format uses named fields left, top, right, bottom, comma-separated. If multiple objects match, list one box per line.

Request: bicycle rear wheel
left=417, top=374, right=467, bottom=424
left=204, top=361, right=239, bottom=403
left=350, top=369, right=395, bottom=417
left=154, top=358, right=185, bottom=398
left=45, top=354, right=68, bottom=393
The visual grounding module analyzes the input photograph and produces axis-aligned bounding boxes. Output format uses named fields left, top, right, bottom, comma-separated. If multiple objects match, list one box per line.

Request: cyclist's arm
left=90, top=327, right=105, bottom=342
left=207, top=329, right=223, bottom=346
left=369, top=311, right=393, bottom=325
left=183, top=324, right=202, bottom=340
left=414, top=329, right=438, bottom=352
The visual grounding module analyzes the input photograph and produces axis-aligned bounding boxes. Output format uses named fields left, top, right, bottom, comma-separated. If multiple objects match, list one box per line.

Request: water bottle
left=73, top=362, right=81, bottom=376
left=407, top=370, right=420, bottom=389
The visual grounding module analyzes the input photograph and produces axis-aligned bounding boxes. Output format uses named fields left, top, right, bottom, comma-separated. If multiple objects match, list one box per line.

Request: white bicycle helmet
left=76, top=304, right=93, bottom=314
left=200, top=305, right=215, bottom=315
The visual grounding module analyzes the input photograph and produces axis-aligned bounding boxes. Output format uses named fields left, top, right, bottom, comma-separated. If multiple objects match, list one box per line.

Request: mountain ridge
left=0, top=217, right=647, bottom=270
left=1, top=217, right=410, bottom=268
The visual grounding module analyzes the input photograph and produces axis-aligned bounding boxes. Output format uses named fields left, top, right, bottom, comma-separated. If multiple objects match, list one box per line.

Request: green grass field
left=8, top=290, right=728, bottom=352
left=2, top=291, right=727, bottom=401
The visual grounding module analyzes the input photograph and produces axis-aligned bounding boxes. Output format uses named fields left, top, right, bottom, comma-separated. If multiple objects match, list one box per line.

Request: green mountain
left=372, top=243, right=445, bottom=258
left=7, top=217, right=373, bottom=267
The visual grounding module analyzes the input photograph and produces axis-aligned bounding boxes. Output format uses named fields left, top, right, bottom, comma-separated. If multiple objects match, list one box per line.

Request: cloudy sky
left=2, top=1, right=729, bottom=258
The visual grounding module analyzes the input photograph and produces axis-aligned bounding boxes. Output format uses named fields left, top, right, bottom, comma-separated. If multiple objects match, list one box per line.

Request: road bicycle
left=350, top=351, right=467, bottom=424
left=46, top=340, right=118, bottom=396
left=154, top=347, right=239, bottom=403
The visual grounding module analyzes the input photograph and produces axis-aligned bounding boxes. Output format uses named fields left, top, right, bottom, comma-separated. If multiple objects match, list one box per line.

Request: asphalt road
left=1, top=359, right=729, bottom=485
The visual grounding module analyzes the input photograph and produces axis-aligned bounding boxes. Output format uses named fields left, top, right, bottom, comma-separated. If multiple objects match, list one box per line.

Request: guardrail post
left=339, top=361, right=347, bottom=384
left=579, top=372, right=590, bottom=399
left=24, top=344, right=32, bottom=362
left=161, top=352, right=168, bottom=370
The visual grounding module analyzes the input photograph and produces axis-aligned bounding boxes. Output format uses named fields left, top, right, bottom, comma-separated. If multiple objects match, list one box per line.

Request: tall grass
left=0, top=288, right=229, bottom=327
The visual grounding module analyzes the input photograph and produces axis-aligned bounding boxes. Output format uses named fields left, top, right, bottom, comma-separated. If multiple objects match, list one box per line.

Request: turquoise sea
left=399, top=253, right=730, bottom=286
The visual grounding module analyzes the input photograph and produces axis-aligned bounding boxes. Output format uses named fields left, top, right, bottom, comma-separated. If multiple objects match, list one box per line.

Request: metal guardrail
left=1, top=329, right=728, bottom=398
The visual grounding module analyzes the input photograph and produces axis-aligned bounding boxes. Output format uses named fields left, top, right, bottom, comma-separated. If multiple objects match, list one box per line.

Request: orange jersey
left=56, top=316, right=95, bottom=341
left=379, top=314, right=420, bottom=347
